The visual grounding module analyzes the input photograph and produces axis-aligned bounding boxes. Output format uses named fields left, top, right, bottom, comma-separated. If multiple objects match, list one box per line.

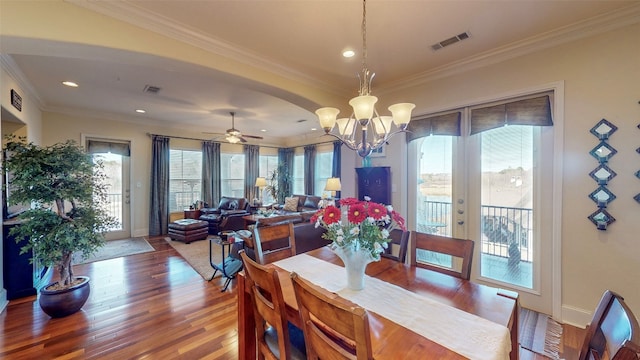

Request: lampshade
left=324, top=177, right=342, bottom=192
left=337, top=117, right=356, bottom=136
left=349, top=95, right=378, bottom=121
left=373, top=116, right=393, bottom=135
left=255, top=177, right=267, bottom=187
left=388, top=103, right=416, bottom=127
left=315, top=107, right=340, bottom=131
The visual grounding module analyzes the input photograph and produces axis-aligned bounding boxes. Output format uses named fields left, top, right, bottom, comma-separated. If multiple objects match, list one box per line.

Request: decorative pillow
left=283, top=196, right=299, bottom=212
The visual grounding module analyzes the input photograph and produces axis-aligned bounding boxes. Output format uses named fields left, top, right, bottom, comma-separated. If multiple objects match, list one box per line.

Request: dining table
left=237, top=246, right=519, bottom=359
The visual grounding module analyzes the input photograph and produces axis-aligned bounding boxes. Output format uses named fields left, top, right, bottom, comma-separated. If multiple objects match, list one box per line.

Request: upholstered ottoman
left=168, top=219, right=209, bottom=243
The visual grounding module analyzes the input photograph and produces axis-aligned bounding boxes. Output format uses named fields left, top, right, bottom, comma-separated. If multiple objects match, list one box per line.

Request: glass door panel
left=93, top=152, right=130, bottom=240
left=479, top=126, right=534, bottom=289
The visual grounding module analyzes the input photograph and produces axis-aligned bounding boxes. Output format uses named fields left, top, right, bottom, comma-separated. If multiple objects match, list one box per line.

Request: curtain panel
left=332, top=141, right=342, bottom=178
left=201, top=141, right=221, bottom=208
left=149, top=135, right=170, bottom=236
left=244, top=145, right=260, bottom=203
left=304, top=145, right=316, bottom=195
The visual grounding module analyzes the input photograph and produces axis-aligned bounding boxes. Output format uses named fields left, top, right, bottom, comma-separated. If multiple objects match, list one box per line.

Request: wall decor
left=588, top=118, right=617, bottom=230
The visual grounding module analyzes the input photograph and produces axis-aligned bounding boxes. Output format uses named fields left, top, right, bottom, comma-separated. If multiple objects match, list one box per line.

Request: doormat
left=520, top=308, right=563, bottom=359
left=74, top=237, right=155, bottom=264
left=164, top=237, right=223, bottom=280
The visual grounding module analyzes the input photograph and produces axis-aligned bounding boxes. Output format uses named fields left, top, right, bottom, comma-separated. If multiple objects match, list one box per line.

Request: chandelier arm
left=324, top=132, right=360, bottom=152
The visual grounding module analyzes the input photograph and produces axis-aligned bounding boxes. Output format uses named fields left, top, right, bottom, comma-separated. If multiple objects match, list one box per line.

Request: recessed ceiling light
left=135, top=109, right=146, bottom=114
left=342, top=50, right=355, bottom=58
left=311, top=127, right=317, bottom=131
left=62, top=81, right=78, bottom=87
left=260, top=129, right=267, bottom=132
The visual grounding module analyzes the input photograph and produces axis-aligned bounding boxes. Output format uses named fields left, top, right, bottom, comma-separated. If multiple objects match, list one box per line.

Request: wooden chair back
left=290, top=272, right=373, bottom=360
left=579, top=290, right=640, bottom=360
left=239, top=251, right=305, bottom=360
left=381, top=229, right=410, bottom=263
left=409, top=231, right=474, bottom=280
left=253, top=222, right=297, bottom=264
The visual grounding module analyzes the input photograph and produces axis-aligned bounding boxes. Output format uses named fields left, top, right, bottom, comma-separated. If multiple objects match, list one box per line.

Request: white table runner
left=275, top=254, right=511, bottom=360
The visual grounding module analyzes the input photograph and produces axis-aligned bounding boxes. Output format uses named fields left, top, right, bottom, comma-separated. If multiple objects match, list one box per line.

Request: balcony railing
left=418, top=200, right=533, bottom=263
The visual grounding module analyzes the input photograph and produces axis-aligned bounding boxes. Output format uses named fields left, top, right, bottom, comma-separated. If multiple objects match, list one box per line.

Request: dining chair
left=239, top=251, right=306, bottom=360
left=409, top=231, right=474, bottom=280
left=290, top=272, right=373, bottom=360
left=253, top=222, right=297, bottom=265
left=381, top=229, right=410, bottom=263
left=578, top=290, right=640, bottom=360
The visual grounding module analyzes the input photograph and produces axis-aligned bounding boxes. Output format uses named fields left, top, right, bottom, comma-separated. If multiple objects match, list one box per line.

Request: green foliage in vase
left=266, top=162, right=291, bottom=204
left=2, top=135, right=118, bottom=288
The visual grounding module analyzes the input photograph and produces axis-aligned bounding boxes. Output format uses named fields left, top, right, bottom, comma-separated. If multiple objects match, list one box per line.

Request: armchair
left=199, top=196, right=250, bottom=234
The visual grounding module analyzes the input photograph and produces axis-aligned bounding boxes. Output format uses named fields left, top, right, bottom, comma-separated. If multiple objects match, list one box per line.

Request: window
left=292, top=153, right=304, bottom=194
left=169, top=149, right=202, bottom=212
left=220, top=153, right=245, bottom=197
left=259, top=154, right=278, bottom=204
left=314, top=150, right=333, bottom=197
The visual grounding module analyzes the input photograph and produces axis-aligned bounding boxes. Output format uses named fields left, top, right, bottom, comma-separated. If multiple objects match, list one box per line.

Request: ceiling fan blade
left=242, top=134, right=264, bottom=140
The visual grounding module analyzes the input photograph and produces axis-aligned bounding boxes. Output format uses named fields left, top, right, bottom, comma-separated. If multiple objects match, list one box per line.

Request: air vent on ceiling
left=143, top=85, right=161, bottom=94
left=431, top=32, right=470, bottom=51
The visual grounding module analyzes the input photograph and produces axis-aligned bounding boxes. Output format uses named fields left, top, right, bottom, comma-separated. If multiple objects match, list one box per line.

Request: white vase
left=331, top=244, right=376, bottom=290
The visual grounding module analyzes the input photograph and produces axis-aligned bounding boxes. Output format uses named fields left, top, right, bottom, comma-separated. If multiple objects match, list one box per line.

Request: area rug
left=164, top=236, right=224, bottom=280
left=74, top=237, right=155, bottom=264
left=520, top=308, right=563, bottom=359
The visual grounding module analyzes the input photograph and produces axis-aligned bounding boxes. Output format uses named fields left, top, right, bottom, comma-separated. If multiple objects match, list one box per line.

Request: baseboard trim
left=561, top=304, right=591, bottom=328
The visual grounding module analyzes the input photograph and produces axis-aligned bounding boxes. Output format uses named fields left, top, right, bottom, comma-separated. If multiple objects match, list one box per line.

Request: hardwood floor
left=1, top=236, right=585, bottom=359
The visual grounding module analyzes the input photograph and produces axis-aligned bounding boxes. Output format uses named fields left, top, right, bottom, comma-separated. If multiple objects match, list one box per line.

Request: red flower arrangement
left=310, top=197, right=406, bottom=259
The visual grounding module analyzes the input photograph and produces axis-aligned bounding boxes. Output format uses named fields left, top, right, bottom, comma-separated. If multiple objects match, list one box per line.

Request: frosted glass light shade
left=349, top=95, right=378, bottom=120
left=226, top=135, right=240, bottom=144
left=336, top=118, right=356, bottom=136
left=316, top=107, right=340, bottom=131
left=373, top=116, right=393, bottom=135
left=255, top=177, right=267, bottom=187
left=388, top=103, right=416, bottom=126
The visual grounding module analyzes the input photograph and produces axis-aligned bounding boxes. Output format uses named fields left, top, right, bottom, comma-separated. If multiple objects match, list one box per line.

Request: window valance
left=87, top=140, right=131, bottom=156
left=470, top=94, right=552, bottom=135
left=406, top=111, right=462, bottom=143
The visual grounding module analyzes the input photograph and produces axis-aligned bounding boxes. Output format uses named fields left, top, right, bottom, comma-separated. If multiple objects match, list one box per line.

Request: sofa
left=276, top=194, right=323, bottom=216
left=199, top=196, right=250, bottom=234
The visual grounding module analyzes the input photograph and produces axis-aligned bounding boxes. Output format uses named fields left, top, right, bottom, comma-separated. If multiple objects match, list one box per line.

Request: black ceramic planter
left=39, top=276, right=91, bottom=318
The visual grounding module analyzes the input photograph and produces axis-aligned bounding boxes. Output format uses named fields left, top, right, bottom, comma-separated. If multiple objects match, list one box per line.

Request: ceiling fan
left=206, top=112, right=264, bottom=144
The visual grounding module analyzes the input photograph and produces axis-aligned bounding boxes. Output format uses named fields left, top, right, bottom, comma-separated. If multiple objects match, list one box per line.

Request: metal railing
left=419, top=200, right=533, bottom=263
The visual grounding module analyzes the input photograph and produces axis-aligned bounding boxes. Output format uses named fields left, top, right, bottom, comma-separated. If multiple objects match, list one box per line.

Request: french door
left=409, top=89, right=562, bottom=315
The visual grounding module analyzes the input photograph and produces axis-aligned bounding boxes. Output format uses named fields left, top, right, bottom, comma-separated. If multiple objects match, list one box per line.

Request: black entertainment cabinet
left=356, top=166, right=392, bottom=205
left=3, top=219, right=52, bottom=300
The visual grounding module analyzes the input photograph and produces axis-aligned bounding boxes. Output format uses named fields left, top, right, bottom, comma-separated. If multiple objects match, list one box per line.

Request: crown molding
left=65, top=0, right=345, bottom=97
left=380, top=3, right=640, bottom=95
left=0, top=54, right=45, bottom=109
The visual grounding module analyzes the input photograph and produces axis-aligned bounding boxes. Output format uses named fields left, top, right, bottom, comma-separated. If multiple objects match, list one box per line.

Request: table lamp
left=324, top=177, right=342, bottom=203
left=254, top=177, right=267, bottom=205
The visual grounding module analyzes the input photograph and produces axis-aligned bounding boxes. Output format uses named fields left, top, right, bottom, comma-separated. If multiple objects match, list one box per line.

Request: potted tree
left=3, top=136, right=117, bottom=317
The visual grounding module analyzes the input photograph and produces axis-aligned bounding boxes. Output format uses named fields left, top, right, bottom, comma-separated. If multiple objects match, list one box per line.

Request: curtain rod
left=146, top=133, right=335, bottom=149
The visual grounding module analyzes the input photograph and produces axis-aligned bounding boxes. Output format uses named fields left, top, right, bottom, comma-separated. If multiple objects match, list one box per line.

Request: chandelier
left=315, top=0, right=415, bottom=158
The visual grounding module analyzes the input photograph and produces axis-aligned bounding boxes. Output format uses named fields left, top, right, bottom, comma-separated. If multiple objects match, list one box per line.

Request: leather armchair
left=199, top=196, right=250, bottom=234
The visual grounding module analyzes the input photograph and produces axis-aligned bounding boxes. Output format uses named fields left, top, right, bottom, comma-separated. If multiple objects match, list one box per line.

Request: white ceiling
left=2, top=0, right=638, bottom=144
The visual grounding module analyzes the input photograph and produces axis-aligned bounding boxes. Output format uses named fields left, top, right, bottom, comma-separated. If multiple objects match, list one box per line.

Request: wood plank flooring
left=1, top=236, right=585, bottom=359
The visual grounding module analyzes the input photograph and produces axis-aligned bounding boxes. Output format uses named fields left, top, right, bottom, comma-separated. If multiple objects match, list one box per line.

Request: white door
left=87, top=139, right=131, bottom=240
left=411, top=90, right=562, bottom=315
